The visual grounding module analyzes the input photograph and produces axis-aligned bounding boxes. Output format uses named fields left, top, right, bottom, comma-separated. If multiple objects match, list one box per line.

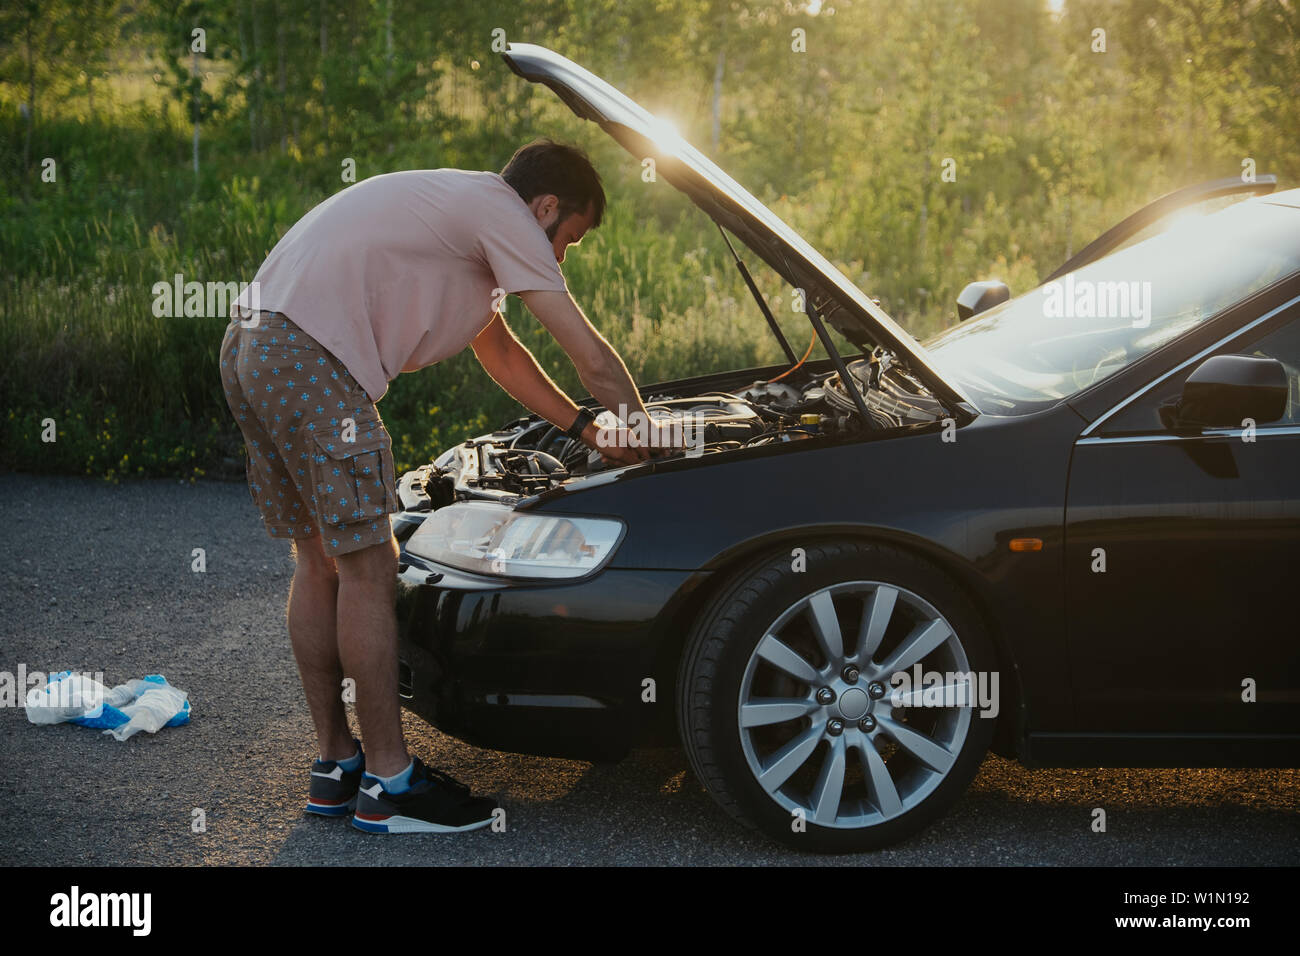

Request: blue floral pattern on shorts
left=219, top=312, right=396, bottom=555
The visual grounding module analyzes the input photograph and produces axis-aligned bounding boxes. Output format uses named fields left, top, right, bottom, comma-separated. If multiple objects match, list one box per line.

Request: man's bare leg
left=334, top=536, right=410, bottom=777
left=288, top=535, right=355, bottom=761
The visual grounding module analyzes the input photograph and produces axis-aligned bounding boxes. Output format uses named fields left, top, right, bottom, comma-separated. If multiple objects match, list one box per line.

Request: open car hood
left=502, top=43, right=973, bottom=411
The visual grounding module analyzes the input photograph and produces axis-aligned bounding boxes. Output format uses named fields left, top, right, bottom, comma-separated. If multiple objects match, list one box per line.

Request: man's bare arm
left=516, top=289, right=650, bottom=424
left=471, top=313, right=655, bottom=464
left=470, top=312, right=587, bottom=432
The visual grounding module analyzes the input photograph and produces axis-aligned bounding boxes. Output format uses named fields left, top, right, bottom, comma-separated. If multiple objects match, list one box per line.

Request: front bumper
left=395, top=554, right=697, bottom=761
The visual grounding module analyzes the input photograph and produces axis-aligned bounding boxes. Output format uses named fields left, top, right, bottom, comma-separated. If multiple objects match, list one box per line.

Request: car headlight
left=403, top=501, right=625, bottom=580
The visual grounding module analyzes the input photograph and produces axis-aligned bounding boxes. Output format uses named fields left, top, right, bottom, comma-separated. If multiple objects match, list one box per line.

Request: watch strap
left=566, top=407, right=596, bottom=441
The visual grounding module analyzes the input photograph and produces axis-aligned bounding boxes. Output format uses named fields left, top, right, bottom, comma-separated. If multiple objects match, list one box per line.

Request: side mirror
left=1161, top=354, right=1288, bottom=429
left=956, top=280, right=1010, bottom=321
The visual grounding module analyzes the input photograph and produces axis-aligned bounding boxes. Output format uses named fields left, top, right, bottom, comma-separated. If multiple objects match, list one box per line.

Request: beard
left=545, top=207, right=574, bottom=242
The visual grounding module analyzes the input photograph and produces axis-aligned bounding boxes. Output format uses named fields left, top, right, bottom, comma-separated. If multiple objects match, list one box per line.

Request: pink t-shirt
left=233, top=169, right=569, bottom=401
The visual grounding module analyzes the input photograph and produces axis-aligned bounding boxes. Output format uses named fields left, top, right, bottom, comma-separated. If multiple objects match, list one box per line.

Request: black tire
left=677, top=540, right=997, bottom=852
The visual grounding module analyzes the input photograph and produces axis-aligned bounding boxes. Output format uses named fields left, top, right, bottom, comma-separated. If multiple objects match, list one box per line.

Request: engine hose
left=537, top=424, right=564, bottom=455
left=787, top=396, right=829, bottom=414
left=510, top=419, right=553, bottom=448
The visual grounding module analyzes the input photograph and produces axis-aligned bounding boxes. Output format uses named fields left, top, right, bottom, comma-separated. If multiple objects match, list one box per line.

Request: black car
left=391, top=44, right=1300, bottom=852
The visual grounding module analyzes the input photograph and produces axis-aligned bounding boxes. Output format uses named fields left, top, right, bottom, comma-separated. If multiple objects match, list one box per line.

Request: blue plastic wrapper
left=26, top=671, right=191, bottom=739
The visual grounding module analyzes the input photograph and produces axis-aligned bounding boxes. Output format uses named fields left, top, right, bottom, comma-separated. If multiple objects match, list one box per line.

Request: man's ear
left=528, top=193, right=560, bottom=224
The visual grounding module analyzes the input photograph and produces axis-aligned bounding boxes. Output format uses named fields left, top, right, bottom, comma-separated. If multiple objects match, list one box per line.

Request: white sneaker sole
left=352, top=813, right=494, bottom=834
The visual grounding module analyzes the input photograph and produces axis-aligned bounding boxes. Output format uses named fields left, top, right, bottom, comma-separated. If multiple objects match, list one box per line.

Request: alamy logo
left=1042, top=275, right=1153, bottom=328
left=888, top=665, right=1000, bottom=718
left=595, top=405, right=705, bottom=457
left=49, top=886, right=151, bottom=936
left=152, top=273, right=260, bottom=322
left=2, top=666, right=106, bottom=715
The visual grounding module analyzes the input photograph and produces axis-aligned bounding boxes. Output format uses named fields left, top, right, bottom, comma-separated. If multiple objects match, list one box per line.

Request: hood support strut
left=716, top=223, right=798, bottom=365
left=805, top=299, right=874, bottom=424
left=717, top=218, right=875, bottom=424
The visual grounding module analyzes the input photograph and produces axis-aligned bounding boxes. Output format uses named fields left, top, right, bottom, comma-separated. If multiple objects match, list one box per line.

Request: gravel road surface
left=2, top=474, right=1296, bottom=866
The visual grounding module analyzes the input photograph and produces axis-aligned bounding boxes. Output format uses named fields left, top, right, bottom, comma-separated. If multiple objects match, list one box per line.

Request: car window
left=923, top=201, right=1300, bottom=416
left=1244, top=317, right=1300, bottom=425
left=1096, top=307, right=1300, bottom=433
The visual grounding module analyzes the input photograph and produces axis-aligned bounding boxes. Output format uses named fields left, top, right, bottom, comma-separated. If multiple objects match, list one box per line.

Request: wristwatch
left=566, top=407, right=596, bottom=442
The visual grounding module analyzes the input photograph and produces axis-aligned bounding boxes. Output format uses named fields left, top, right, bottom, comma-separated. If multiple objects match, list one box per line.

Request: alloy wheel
left=736, top=581, right=974, bottom=829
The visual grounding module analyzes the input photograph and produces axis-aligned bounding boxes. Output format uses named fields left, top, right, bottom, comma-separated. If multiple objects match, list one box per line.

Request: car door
left=1062, top=298, right=1300, bottom=734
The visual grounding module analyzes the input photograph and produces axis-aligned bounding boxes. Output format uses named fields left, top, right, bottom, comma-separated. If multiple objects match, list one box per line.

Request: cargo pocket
left=307, top=423, right=394, bottom=533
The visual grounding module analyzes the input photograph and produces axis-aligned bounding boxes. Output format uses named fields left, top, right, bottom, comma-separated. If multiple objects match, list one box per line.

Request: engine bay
left=397, top=354, right=945, bottom=509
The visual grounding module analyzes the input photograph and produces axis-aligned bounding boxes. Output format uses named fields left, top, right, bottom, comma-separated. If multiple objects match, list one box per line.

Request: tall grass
left=0, top=99, right=1232, bottom=481
left=0, top=115, right=826, bottom=479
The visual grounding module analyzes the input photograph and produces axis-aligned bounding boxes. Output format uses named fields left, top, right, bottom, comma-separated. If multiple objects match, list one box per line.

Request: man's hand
left=583, top=420, right=686, bottom=467
left=594, top=426, right=649, bottom=467
left=472, top=313, right=658, bottom=465
left=474, top=295, right=681, bottom=467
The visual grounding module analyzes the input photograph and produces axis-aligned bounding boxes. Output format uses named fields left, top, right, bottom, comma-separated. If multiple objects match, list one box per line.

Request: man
left=221, top=140, right=671, bottom=834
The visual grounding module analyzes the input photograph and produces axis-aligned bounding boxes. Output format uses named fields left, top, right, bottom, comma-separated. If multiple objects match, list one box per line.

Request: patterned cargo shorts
left=219, top=312, right=397, bottom=556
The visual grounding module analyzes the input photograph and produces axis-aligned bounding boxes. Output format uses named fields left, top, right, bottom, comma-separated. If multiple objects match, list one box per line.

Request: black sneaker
left=305, top=738, right=365, bottom=817
left=352, top=757, right=498, bottom=833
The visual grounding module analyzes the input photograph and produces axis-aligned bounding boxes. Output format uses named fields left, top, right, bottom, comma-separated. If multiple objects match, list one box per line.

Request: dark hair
left=501, top=139, right=605, bottom=228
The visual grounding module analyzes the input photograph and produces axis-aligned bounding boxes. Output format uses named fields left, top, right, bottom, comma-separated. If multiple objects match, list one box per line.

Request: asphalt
left=1, top=473, right=1296, bottom=866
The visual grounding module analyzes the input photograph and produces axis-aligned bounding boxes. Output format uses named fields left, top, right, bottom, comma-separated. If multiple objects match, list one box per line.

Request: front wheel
left=678, top=541, right=998, bottom=852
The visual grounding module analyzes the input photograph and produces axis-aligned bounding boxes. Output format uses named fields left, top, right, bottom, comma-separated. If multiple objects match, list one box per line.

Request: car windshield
left=922, top=200, right=1300, bottom=416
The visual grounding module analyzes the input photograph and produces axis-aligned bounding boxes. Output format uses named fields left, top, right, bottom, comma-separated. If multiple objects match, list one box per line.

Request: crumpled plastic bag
left=24, top=671, right=116, bottom=725
left=25, top=671, right=191, bottom=740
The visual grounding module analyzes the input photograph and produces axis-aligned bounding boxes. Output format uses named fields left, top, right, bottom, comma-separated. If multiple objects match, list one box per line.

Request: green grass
left=0, top=93, right=1270, bottom=482
left=0, top=109, right=819, bottom=481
